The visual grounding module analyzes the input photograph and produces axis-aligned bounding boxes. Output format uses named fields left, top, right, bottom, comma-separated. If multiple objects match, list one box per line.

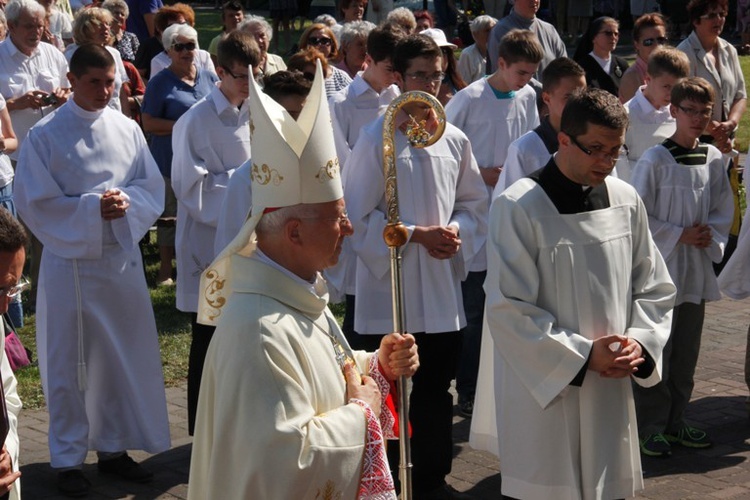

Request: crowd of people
left=0, top=0, right=745, bottom=498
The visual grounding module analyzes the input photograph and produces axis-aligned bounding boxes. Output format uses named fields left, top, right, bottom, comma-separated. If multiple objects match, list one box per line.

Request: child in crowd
left=445, top=28, right=542, bottom=417
left=617, top=46, right=690, bottom=182
left=496, top=57, right=586, bottom=194
left=631, top=77, right=734, bottom=458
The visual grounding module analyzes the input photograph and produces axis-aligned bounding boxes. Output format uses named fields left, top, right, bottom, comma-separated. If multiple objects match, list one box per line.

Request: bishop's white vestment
left=14, top=100, right=170, bottom=468
left=471, top=173, right=676, bottom=500
left=189, top=247, right=396, bottom=500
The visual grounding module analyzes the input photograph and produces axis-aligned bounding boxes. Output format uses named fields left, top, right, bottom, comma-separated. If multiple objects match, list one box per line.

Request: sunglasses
left=641, top=36, right=669, bottom=47
left=172, top=41, right=196, bottom=52
left=308, top=36, right=332, bottom=46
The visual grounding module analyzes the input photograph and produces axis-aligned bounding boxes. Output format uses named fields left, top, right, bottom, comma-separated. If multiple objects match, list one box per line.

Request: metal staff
left=381, top=90, right=446, bottom=500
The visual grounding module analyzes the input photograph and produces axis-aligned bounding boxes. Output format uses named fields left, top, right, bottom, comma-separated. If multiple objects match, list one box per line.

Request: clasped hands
left=589, top=335, right=644, bottom=379
left=100, top=189, right=129, bottom=220
left=412, top=225, right=460, bottom=260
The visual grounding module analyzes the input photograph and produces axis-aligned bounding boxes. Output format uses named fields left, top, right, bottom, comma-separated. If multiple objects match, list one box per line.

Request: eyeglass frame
left=404, top=71, right=445, bottom=84
left=641, top=36, right=669, bottom=47
left=0, top=276, right=30, bottom=299
left=567, top=133, right=623, bottom=164
left=300, top=210, right=351, bottom=226
left=699, top=11, right=727, bottom=21
left=222, top=66, right=251, bottom=81
left=676, top=104, right=713, bottom=119
left=172, top=41, right=197, bottom=52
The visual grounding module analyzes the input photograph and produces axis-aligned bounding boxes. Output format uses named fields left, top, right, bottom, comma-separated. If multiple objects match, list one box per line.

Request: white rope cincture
left=72, top=259, right=87, bottom=391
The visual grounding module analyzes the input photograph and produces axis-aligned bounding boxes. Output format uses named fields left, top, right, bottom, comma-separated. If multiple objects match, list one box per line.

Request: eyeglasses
left=0, top=277, right=29, bottom=299
left=301, top=210, right=351, bottom=226
left=405, top=71, right=445, bottom=84
left=568, top=134, right=623, bottom=163
left=222, top=66, right=250, bottom=81
left=677, top=105, right=713, bottom=119
left=641, top=36, right=669, bottom=47
left=599, top=30, right=619, bottom=37
left=700, top=11, right=727, bottom=21
left=308, top=36, right=332, bottom=46
left=172, top=41, right=196, bottom=52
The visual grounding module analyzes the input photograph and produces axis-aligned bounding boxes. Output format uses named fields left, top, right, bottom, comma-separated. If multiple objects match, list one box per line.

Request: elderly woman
left=102, top=0, right=139, bottom=63
left=288, top=46, right=351, bottom=96
left=677, top=0, right=746, bottom=153
left=239, top=15, right=286, bottom=79
left=385, top=7, right=417, bottom=34
left=299, top=23, right=340, bottom=62
left=335, top=20, right=374, bottom=78
left=573, top=16, right=630, bottom=97
left=619, top=13, right=669, bottom=102
left=141, top=23, right=219, bottom=285
left=457, top=14, right=496, bottom=84
left=149, top=3, right=215, bottom=78
left=65, top=8, right=130, bottom=114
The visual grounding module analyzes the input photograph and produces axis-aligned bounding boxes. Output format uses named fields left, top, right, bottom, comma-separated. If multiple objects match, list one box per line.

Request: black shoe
left=457, top=398, right=474, bottom=418
left=416, top=483, right=473, bottom=499
left=57, top=470, right=90, bottom=498
left=97, top=453, right=154, bottom=483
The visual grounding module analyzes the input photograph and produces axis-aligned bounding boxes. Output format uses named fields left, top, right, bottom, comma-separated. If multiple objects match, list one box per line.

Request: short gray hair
left=339, top=20, right=375, bottom=48
left=162, top=23, right=198, bottom=50
left=471, top=15, right=497, bottom=33
left=102, top=0, right=129, bottom=19
left=386, top=7, right=416, bottom=32
left=239, top=15, right=272, bottom=43
left=5, top=0, right=45, bottom=24
left=256, top=204, right=320, bottom=235
left=313, top=14, right=336, bottom=28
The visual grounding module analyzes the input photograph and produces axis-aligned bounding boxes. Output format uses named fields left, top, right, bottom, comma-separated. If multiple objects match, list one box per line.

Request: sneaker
left=457, top=398, right=473, bottom=418
left=97, top=453, right=154, bottom=483
left=665, top=426, right=713, bottom=449
left=639, top=433, right=671, bottom=457
left=57, top=470, right=90, bottom=498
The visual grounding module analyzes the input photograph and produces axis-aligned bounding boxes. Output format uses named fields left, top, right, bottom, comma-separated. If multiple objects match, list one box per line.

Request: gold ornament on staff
left=381, top=90, right=446, bottom=500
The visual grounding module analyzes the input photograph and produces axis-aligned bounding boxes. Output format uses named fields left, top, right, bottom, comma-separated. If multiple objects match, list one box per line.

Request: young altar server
left=14, top=44, right=170, bottom=498
left=631, top=77, right=734, bottom=457
left=170, top=30, right=258, bottom=435
left=617, top=47, right=690, bottom=183
left=445, top=28, right=542, bottom=417
left=471, top=88, right=676, bottom=500
left=496, top=57, right=586, bottom=194
left=344, top=34, right=487, bottom=497
left=189, top=61, right=418, bottom=500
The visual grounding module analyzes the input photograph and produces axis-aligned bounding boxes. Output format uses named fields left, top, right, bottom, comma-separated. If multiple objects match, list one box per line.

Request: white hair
left=386, top=7, right=416, bottom=29
left=162, top=23, right=199, bottom=50
left=470, top=15, right=497, bottom=33
left=339, top=20, right=375, bottom=47
left=313, top=14, right=336, bottom=28
left=256, top=204, right=320, bottom=235
left=239, top=15, right=272, bottom=43
left=5, top=0, right=45, bottom=24
left=101, top=0, right=130, bottom=19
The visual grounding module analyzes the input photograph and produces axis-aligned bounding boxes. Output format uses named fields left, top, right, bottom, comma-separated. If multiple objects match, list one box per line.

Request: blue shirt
left=142, top=68, right=219, bottom=177
left=126, top=0, right=163, bottom=42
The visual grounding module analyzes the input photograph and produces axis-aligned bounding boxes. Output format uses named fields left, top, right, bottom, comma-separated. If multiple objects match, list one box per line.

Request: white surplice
left=631, top=143, right=733, bottom=305
left=446, top=78, right=539, bottom=270
left=344, top=116, right=488, bottom=334
left=14, top=100, right=170, bottom=468
left=495, top=130, right=550, bottom=195
left=171, top=86, right=250, bottom=312
left=470, top=176, right=675, bottom=500
left=189, top=248, right=395, bottom=500
left=214, top=159, right=252, bottom=256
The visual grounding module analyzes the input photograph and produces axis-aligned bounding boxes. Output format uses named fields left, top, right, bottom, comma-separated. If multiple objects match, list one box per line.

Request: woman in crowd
left=385, top=7, right=417, bottom=34
left=298, top=23, right=352, bottom=94
left=287, top=47, right=351, bottom=96
left=65, top=7, right=130, bottom=114
left=339, top=0, right=366, bottom=24
left=457, top=14, right=496, bottom=84
left=102, top=0, right=138, bottom=63
left=619, top=13, right=669, bottom=102
left=141, top=24, right=219, bottom=285
left=239, top=15, right=286, bottom=79
left=149, top=3, right=214, bottom=79
left=335, top=20, right=373, bottom=78
left=677, top=0, right=746, bottom=153
left=422, top=27, right=466, bottom=105
left=573, top=16, right=630, bottom=97
left=414, top=9, right=435, bottom=32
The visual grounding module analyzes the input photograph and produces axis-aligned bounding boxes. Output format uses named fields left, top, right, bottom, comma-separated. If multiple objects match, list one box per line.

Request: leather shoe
left=57, top=469, right=90, bottom=498
left=97, top=453, right=153, bottom=483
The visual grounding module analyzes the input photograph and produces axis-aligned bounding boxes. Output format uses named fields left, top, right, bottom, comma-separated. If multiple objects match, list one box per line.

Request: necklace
left=312, top=313, right=359, bottom=379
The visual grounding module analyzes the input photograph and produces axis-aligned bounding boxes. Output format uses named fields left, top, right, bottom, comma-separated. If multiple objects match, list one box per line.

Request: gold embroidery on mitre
left=315, top=158, right=340, bottom=183
left=203, top=268, right=227, bottom=321
left=249, top=118, right=255, bottom=135
left=251, top=163, right=284, bottom=186
left=314, top=480, right=342, bottom=500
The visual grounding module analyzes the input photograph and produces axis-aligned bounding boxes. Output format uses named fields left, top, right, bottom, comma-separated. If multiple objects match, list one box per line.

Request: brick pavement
left=17, top=297, right=750, bottom=499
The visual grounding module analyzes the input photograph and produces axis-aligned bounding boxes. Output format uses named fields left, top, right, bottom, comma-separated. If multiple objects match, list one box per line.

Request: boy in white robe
left=190, top=62, right=418, bottom=500
left=345, top=34, right=487, bottom=498
left=445, top=28, right=541, bottom=418
left=617, top=47, right=690, bottom=183
left=471, top=88, right=676, bottom=500
left=170, top=31, right=258, bottom=435
left=14, top=44, right=170, bottom=497
left=631, top=77, right=734, bottom=457
left=496, top=57, right=586, bottom=194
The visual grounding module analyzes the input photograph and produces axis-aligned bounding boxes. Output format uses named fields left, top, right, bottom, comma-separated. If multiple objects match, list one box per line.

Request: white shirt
left=0, top=95, right=13, bottom=188
left=151, top=49, right=216, bottom=79
left=0, top=38, right=69, bottom=159
left=589, top=51, right=612, bottom=74
left=457, top=44, right=486, bottom=85
left=171, top=85, right=250, bottom=312
left=64, top=44, right=129, bottom=112
left=214, top=159, right=252, bottom=256
left=496, top=129, right=551, bottom=195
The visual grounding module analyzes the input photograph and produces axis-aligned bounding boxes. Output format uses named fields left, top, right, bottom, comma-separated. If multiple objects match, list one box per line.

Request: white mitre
left=197, top=61, right=342, bottom=325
